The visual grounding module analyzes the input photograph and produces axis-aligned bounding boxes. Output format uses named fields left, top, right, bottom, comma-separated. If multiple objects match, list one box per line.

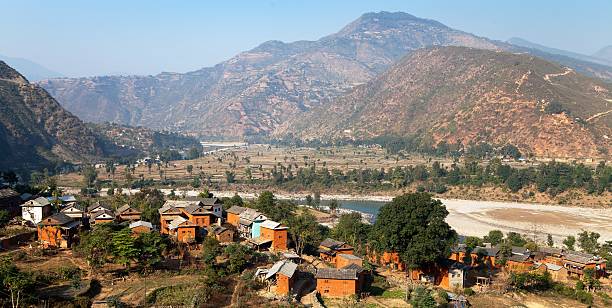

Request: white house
left=21, top=197, right=52, bottom=224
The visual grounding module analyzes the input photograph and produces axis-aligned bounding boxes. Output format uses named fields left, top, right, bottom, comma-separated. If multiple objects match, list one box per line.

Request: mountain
left=277, top=47, right=612, bottom=158
left=0, top=61, right=105, bottom=171
left=507, top=38, right=612, bottom=67
left=593, top=46, right=612, bottom=63
left=38, top=12, right=612, bottom=139
left=0, top=54, right=63, bottom=81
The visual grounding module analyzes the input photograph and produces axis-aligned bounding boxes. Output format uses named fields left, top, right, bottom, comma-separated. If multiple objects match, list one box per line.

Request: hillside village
left=0, top=180, right=610, bottom=307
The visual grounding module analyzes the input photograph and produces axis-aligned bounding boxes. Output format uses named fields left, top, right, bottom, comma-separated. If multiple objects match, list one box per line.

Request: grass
left=379, top=289, right=406, bottom=299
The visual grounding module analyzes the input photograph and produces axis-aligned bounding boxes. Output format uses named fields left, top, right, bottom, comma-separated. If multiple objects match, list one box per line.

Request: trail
left=515, top=70, right=531, bottom=93
left=543, top=67, right=573, bottom=85
left=586, top=109, right=612, bottom=122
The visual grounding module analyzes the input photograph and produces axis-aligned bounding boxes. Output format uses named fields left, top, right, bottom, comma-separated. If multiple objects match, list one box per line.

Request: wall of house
left=506, top=260, right=533, bottom=272
left=336, top=255, right=363, bottom=269
left=251, top=220, right=263, bottom=238
left=131, top=226, right=151, bottom=235
left=316, top=278, right=357, bottom=297
left=119, top=213, right=141, bottom=221
left=176, top=227, right=196, bottom=243
left=227, top=213, right=240, bottom=226
left=215, top=231, right=234, bottom=243
left=38, top=226, right=69, bottom=248
left=275, top=274, right=293, bottom=295
left=22, top=206, right=51, bottom=224
left=261, top=227, right=287, bottom=251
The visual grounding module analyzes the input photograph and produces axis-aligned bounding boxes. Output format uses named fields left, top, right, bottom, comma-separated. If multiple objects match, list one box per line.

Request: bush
left=463, top=288, right=475, bottom=296
left=575, top=289, right=593, bottom=305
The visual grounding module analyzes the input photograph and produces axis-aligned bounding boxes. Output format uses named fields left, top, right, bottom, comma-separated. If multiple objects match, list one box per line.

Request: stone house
left=21, top=197, right=52, bottom=224
left=37, top=213, right=80, bottom=248
left=116, top=204, right=142, bottom=221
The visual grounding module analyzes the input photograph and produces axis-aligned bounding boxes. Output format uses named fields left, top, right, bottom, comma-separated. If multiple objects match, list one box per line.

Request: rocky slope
left=0, top=61, right=107, bottom=170
left=277, top=47, right=612, bottom=158
left=593, top=45, right=612, bottom=63
left=38, top=12, right=612, bottom=139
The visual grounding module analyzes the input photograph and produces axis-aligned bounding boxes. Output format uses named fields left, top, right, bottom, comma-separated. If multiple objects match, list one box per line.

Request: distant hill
left=0, top=54, right=63, bottom=81
left=0, top=61, right=106, bottom=171
left=593, top=46, right=612, bottom=63
left=38, top=12, right=612, bottom=139
left=507, top=38, right=612, bottom=67
left=277, top=47, right=612, bottom=158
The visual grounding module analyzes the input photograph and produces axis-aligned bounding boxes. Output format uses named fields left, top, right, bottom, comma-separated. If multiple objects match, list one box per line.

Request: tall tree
left=112, top=228, right=139, bottom=269
left=332, top=213, right=371, bottom=254
left=286, top=209, right=321, bottom=256
left=577, top=231, right=600, bottom=254
left=369, top=193, right=456, bottom=269
left=563, top=236, right=576, bottom=251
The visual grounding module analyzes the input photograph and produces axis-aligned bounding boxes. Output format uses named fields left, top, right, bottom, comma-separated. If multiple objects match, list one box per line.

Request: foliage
left=369, top=193, right=456, bottom=268
left=253, top=191, right=295, bottom=222
left=483, top=230, right=504, bottom=245
left=509, top=271, right=552, bottom=291
left=285, top=209, right=321, bottom=255
left=506, top=232, right=527, bottom=247
left=563, top=236, right=576, bottom=250
left=74, top=225, right=115, bottom=272
left=410, top=286, right=436, bottom=308
left=224, top=244, right=253, bottom=274
left=201, top=237, right=222, bottom=266
left=136, top=231, right=168, bottom=268
left=112, top=228, right=140, bottom=268
left=332, top=213, right=371, bottom=254
left=0, top=210, right=10, bottom=229
left=577, top=231, right=600, bottom=254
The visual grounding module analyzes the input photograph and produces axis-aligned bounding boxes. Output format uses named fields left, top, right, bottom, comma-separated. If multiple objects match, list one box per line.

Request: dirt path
left=543, top=67, right=573, bottom=85
left=586, top=109, right=612, bottom=121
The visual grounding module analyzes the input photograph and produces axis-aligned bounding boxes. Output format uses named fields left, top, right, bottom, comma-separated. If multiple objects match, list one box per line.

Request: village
left=0, top=183, right=610, bottom=307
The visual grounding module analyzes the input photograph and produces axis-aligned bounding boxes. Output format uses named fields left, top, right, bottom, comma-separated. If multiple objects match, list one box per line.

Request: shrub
left=575, top=289, right=593, bottom=305
left=463, top=288, right=475, bottom=296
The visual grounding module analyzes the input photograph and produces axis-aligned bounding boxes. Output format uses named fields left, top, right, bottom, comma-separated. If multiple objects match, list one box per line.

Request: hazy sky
left=1, top=0, right=610, bottom=77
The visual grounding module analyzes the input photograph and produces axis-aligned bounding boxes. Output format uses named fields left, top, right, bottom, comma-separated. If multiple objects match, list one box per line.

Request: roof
left=247, top=236, right=273, bottom=246
left=320, top=238, right=350, bottom=250
left=47, top=195, right=77, bottom=203
left=0, top=188, right=19, bottom=199
left=226, top=205, right=247, bottom=215
left=544, top=263, right=563, bottom=271
left=509, top=254, right=531, bottom=262
left=539, top=247, right=563, bottom=255
left=337, top=253, right=362, bottom=261
left=265, top=260, right=298, bottom=279
left=168, top=217, right=195, bottom=230
left=87, top=202, right=111, bottom=212
left=316, top=268, right=358, bottom=280
left=183, top=204, right=213, bottom=215
left=210, top=225, right=229, bottom=235
left=61, top=203, right=85, bottom=212
left=239, top=208, right=266, bottom=221
left=282, top=252, right=300, bottom=259
left=474, top=246, right=500, bottom=257
left=239, top=218, right=253, bottom=226
left=260, top=220, right=287, bottom=230
left=512, top=246, right=530, bottom=255
left=129, top=220, right=153, bottom=229
left=341, top=263, right=364, bottom=273
left=22, top=197, right=50, bottom=207
left=564, top=251, right=597, bottom=264
left=116, top=204, right=137, bottom=214
left=159, top=200, right=200, bottom=214
left=198, top=197, right=221, bottom=206
left=91, top=210, right=114, bottom=220
left=40, top=212, right=74, bottom=226
left=451, top=244, right=467, bottom=253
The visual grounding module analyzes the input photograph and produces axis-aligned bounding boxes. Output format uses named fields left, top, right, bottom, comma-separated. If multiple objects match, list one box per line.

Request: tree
left=0, top=257, right=34, bottom=308
left=332, top=213, right=371, bottom=254
left=0, top=210, right=11, bottom=229
left=112, top=228, right=140, bottom=269
left=74, top=226, right=114, bottom=273
left=82, top=165, right=98, bottom=189
left=224, top=243, right=252, bottom=274
left=464, top=236, right=483, bottom=250
left=483, top=230, right=504, bottom=246
left=506, top=232, right=527, bottom=247
left=547, top=234, right=554, bottom=247
left=410, top=286, right=436, bottom=308
left=563, top=235, right=576, bottom=251
left=136, top=232, right=167, bottom=269
left=201, top=237, right=222, bottom=267
left=305, top=194, right=313, bottom=207
left=186, top=165, right=193, bottom=175
left=577, top=231, right=600, bottom=254
left=225, top=171, right=236, bottom=184
left=313, top=191, right=321, bottom=209
left=254, top=191, right=295, bottom=222
left=286, top=209, right=321, bottom=256
left=369, top=193, right=456, bottom=269
left=328, top=199, right=340, bottom=215
left=500, top=144, right=522, bottom=160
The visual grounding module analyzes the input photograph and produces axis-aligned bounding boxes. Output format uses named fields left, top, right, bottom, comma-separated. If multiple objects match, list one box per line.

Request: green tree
left=563, top=235, right=576, bottom=251
left=74, top=226, right=114, bottom=273
left=225, top=171, right=236, bottom=183
left=136, top=232, right=167, bottom=269
left=286, top=209, right=321, bottom=256
left=547, top=234, right=554, bottom=247
left=112, top=228, right=140, bottom=269
left=224, top=243, right=252, bottom=274
left=464, top=236, right=483, bottom=250
left=0, top=210, right=11, bottom=229
left=369, top=193, right=456, bottom=269
left=332, top=213, right=371, bottom=254
left=201, top=237, right=222, bottom=267
left=577, top=231, right=600, bottom=254
left=328, top=199, right=340, bottom=215
left=254, top=191, right=295, bottom=222
left=410, top=286, right=436, bottom=308
left=186, top=165, right=193, bottom=175
left=82, top=165, right=98, bottom=189
left=483, top=230, right=504, bottom=246
left=0, top=257, right=34, bottom=308
left=506, top=232, right=527, bottom=247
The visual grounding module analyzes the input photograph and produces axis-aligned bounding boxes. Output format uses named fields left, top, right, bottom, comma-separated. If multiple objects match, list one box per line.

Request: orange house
left=263, top=260, right=298, bottom=295
left=90, top=210, right=115, bottom=225
left=37, top=213, right=80, bottom=248
left=410, top=261, right=467, bottom=290
left=316, top=267, right=361, bottom=297
left=506, top=254, right=534, bottom=272
left=129, top=220, right=153, bottom=235
left=168, top=217, right=197, bottom=243
left=319, top=238, right=354, bottom=264
left=181, top=204, right=215, bottom=228
left=209, top=225, right=235, bottom=243
left=260, top=220, right=288, bottom=251
left=367, top=249, right=406, bottom=271
left=226, top=206, right=247, bottom=227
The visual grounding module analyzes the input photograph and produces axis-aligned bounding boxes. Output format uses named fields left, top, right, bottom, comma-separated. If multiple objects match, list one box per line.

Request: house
left=535, top=262, right=569, bottom=282
left=410, top=260, right=469, bottom=290
left=60, top=203, right=86, bottom=220
left=560, top=251, right=607, bottom=279
left=226, top=206, right=247, bottom=226
left=116, top=204, right=142, bottom=221
left=261, top=260, right=298, bottom=295
left=367, top=250, right=406, bottom=271
left=316, top=267, right=362, bottom=297
left=158, top=200, right=220, bottom=236
left=506, top=253, right=534, bottom=272
left=0, top=188, right=22, bottom=217
left=259, top=220, right=288, bottom=251
left=319, top=238, right=354, bottom=264
left=209, top=225, right=234, bottom=243
left=90, top=210, right=115, bottom=225
left=21, top=197, right=52, bottom=224
left=87, top=202, right=112, bottom=214
left=129, top=220, right=153, bottom=235
left=195, top=197, right=223, bottom=219
left=168, top=217, right=197, bottom=243
left=236, top=208, right=267, bottom=239
left=336, top=254, right=363, bottom=269
left=37, top=213, right=80, bottom=248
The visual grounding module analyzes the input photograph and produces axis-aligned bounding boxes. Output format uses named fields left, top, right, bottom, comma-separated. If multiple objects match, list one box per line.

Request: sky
left=1, top=0, right=611, bottom=77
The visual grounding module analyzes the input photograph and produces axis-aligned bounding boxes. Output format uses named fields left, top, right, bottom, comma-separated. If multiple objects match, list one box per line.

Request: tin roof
left=226, top=205, right=248, bottom=215
left=129, top=220, right=153, bottom=229
left=316, top=268, right=358, bottom=280
left=265, top=260, right=298, bottom=280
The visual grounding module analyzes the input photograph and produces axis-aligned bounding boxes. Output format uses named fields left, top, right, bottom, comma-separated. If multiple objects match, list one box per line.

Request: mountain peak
left=0, top=61, right=29, bottom=84
left=334, top=11, right=447, bottom=38
left=593, top=45, right=612, bottom=62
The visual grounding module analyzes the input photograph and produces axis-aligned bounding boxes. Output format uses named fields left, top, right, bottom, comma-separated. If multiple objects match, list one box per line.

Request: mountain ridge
left=276, top=47, right=612, bottom=158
